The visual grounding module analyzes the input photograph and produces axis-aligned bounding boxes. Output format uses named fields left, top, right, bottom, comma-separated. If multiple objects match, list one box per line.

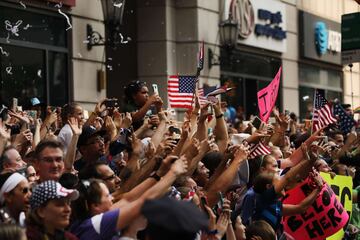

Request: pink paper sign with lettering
left=282, top=179, right=349, bottom=240
left=257, top=67, right=281, bottom=123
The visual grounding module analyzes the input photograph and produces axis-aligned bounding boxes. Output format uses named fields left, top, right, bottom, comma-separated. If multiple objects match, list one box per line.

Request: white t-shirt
left=58, top=124, right=73, bottom=154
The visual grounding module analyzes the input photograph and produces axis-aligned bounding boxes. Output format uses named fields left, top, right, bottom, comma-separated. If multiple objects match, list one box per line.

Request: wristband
left=215, top=114, right=223, bottom=119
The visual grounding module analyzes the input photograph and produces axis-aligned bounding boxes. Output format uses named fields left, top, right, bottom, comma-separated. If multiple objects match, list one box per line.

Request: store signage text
left=254, top=9, right=286, bottom=40
left=315, top=21, right=341, bottom=55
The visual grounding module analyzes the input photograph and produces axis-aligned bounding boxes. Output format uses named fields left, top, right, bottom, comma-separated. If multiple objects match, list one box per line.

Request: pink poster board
left=257, top=67, right=281, bottom=123
left=282, top=180, right=349, bottom=240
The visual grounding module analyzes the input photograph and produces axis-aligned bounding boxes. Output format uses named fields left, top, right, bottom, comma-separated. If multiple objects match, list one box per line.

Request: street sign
left=342, top=12, right=360, bottom=64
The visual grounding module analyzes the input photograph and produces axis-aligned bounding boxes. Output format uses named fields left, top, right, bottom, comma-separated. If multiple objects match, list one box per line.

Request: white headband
left=0, top=172, right=27, bottom=204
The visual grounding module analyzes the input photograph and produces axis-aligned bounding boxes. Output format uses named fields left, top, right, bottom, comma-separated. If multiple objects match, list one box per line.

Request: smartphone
left=104, top=99, right=117, bottom=108
left=251, top=116, right=262, bottom=129
left=12, top=98, right=18, bottom=112
left=25, top=110, right=37, bottom=119
left=152, top=84, right=159, bottom=95
left=304, top=119, right=312, bottom=129
left=200, top=196, right=209, bottom=217
left=285, top=110, right=290, bottom=116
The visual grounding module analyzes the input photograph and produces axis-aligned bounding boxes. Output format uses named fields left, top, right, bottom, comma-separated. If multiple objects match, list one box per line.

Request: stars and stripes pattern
left=197, top=87, right=209, bottom=108
left=168, top=75, right=197, bottom=109
left=197, top=41, right=204, bottom=72
left=248, top=142, right=271, bottom=159
left=333, top=103, right=355, bottom=134
left=312, top=90, right=337, bottom=132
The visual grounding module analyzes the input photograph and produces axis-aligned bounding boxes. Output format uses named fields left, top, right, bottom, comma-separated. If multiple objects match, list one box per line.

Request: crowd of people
left=0, top=80, right=359, bottom=240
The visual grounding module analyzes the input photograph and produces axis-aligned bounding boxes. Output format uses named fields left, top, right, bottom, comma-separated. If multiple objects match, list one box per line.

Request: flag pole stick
left=310, top=89, right=316, bottom=135
left=349, top=63, right=354, bottom=110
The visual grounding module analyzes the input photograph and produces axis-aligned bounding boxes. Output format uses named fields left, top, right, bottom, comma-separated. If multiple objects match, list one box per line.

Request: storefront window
left=221, top=50, right=282, bottom=119
left=0, top=3, right=69, bottom=107
left=298, top=64, right=342, bottom=121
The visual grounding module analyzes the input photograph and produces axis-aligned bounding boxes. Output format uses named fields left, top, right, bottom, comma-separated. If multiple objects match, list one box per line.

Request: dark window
left=298, top=64, right=342, bottom=121
left=221, top=50, right=282, bottom=119
left=0, top=3, right=69, bottom=107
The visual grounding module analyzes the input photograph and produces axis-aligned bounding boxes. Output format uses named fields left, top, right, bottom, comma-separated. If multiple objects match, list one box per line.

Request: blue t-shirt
left=253, top=186, right=282, bottom=231
left=240, top=187, right=256, bottom=225
left=70, top=209, right=120, bottom=240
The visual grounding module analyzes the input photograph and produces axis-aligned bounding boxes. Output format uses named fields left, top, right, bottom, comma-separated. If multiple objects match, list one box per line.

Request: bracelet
left=215, top=114, right=223, bottom=119
left=149, top=171, right=161, bottom=181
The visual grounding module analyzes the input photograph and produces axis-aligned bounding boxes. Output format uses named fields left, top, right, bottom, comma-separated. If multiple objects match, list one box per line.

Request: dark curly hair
left=123, top=80, right=146, bottom=104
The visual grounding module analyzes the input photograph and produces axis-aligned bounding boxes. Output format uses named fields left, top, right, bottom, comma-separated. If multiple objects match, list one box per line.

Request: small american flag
left=197, top=41, right=204, bottom=72
left=197, top=88, right=208, bottom=108
left=312, top=90, right=337, bottom=132
left=248, top=142, right=271, bottom=159
left=168, top=75, right=197, bottom=109
left=333, top=103, right=355, bottom=134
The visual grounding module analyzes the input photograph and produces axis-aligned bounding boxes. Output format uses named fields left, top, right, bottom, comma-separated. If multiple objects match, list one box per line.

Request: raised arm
left=283, top=169, right=323, bottom=216
left=64, top=117, right=82, bottom=173
left=206, top=145, right=249, bottom=207
left=213, top=101, right=228, bottom=154
left=112, top=156, right=187, bottom=230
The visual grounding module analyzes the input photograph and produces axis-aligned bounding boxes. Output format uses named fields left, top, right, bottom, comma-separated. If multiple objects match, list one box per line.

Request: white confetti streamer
left=19, top=1, right=26, bottom=9
left=0, top=47, right=9, bottom=57
left=6, top=33, right=10, bottom=43
left=23, top=24, right=31, bottom=30
left=107, top=65, right=113, bottom=71
left=5, top=20, right=23, bottom=36
left=55, top=3, right=72, bottom=31
left=37, top=69, right=42, bottom=78
left=6, top=67, right=13, bottom=75
left=119, top=33, right=131, bottom=44
left=114, top=2, right=123, bottom=8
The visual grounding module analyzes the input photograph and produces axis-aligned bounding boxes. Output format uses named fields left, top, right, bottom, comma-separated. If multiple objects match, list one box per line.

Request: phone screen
left=252, top=116, right=262, bottom=129
left=152, top=84, right=159, bottom=95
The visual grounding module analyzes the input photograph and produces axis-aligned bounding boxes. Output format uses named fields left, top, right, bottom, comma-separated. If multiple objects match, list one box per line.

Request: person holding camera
left=123, top=80, right=163, bottom=130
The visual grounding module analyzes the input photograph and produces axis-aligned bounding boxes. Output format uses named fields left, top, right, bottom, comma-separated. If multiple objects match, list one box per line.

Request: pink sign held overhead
left=282, top=179, right=349, bottom=240
left=257, top=67, right=281, bottom=123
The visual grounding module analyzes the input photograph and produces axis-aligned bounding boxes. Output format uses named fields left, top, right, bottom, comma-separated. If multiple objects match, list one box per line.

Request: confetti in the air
left=6, top=67, right=13, bottom=75
left=37, top=69, right=42, bottom=78
left=77, top=53, right=83, bottom=58
left=0, top=47, right=9, bottom=57
left=23, top=24, right=31, bottom=30
left=55, top=3, right=72, bottom=31
left=19, top=1, right=26, bottom=9
left=5, top=20, right=23, bottom=36
left=119, top=33, right=131, bottom=44
left=6, top=33, right=10, bottom=43
left=114, top=2, right=123, bottom=8
left=107, top=65, right=113, bottom=71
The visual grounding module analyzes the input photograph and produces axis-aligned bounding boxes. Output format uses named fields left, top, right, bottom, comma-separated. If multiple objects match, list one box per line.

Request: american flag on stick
left=312, top=90, right=337, bottom=132
left=168, top=75, right=197, bottom=109
left=248, top=142, right=271, bottom=159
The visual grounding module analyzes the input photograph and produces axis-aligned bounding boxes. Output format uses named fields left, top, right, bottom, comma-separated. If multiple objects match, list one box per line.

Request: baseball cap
left=30, top=180, right=79, bottom=209
left=141, top=197, right=208, bottom=235
left=77, top=126, right=106, bottom=147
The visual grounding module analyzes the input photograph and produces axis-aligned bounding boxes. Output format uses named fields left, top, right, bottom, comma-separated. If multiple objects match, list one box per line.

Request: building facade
left=0, top=0, right=359, bottom=119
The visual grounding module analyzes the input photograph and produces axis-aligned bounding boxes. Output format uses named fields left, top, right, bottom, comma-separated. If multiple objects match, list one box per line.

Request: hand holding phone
left=251, top=116, right=262, bottom=129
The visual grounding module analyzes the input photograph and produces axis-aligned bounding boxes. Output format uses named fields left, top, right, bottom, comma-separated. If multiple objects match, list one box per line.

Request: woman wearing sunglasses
left=0, top=172, right=31, bottom=226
